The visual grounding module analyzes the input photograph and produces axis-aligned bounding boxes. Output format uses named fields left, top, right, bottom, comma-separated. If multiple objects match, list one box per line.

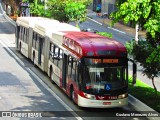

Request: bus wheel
left=50, top=67, right=54, bottom=84
left=70, top=86, right=75, bottom=102
left=19, top=43, right=22, bottom=53
left=33, top=53, right=36, bottom=66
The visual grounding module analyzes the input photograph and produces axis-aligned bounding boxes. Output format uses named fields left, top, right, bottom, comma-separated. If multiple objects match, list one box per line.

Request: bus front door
left=62, top=54, right=67, bottom=88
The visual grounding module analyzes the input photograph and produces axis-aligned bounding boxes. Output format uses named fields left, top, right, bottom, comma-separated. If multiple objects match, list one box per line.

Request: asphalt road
left=0, top=14, right=79, bottom=120
left=0, top=13, right=152, bottom=120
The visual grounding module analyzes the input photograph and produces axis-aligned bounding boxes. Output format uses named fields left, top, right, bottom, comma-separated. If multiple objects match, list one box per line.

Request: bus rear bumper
left=77, top=95, right=128, bottom=108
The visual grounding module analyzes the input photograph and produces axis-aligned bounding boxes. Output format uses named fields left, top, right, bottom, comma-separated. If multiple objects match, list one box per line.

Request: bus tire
left=19, top=42, right=22, bottom=53
left=32, top=52, right=36, bottom=66
left=70, top=86, right=75, bottom=103
left=50, top=67, right=54, bottom=84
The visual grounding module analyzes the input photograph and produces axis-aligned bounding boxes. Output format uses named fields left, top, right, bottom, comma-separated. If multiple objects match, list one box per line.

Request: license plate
left=103, top=102, right=111, bottom=105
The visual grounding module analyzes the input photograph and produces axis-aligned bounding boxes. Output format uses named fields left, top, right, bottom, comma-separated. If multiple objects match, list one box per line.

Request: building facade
left=92, top=0, right=117, bottom=16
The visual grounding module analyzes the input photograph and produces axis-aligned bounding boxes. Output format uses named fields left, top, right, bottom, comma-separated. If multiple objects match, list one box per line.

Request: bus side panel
left=48, top=61, right=61, bottom=86
left=66, top=78, right=79, bottom=104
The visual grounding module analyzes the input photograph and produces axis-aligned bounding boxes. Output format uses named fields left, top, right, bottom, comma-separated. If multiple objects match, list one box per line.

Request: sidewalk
left=87, top=9, right=146, bottom=39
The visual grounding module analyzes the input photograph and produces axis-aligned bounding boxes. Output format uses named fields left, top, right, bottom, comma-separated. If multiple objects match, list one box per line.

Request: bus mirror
left=128, top=59, right=137, bottom=86
left=132, top=62, right=137, bottom=86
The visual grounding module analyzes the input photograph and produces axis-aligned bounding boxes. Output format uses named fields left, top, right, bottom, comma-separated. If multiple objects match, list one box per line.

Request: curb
left=0, top=2, right=16, bottom=27
left=3, top=12, right=16, bottom=27
left=129, top=94, right=160, bottom=120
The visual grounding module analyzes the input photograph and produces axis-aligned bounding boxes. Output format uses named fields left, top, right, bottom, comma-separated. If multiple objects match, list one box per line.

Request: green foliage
left=126, top=40, right=160, bottom=79
left=22, top=0, right=34, bottom=3
left=128, top=77, right=160, bottom=112
left=111, top=0, right=160, bottom=39
left=125, top=40, right=135, bottom=58
left=29, top=0, right=45, bottom=16
left=114, top=0, right=160, bottom=97
left=46, top=0, right=90, bottom=24
left=65, top=1, right=87, bottom=27
left=46, top=0, right=69, bottom=22
left=96, top=32, right=112, bottom=38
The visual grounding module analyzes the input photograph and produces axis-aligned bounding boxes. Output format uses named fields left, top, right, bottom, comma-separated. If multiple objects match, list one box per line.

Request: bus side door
left=38, top=37, right=43, bottom=65
left=62, top=54, right=68, bottom=88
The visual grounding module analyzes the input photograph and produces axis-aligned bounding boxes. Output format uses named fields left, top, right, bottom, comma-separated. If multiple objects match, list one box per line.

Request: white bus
left=16, top=17, right=59, bottom=59
left=31, top=20, right=80, bottom=72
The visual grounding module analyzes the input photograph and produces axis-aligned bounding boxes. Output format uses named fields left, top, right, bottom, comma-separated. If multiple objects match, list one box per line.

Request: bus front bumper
left=78, top=95, right=128, bottom=108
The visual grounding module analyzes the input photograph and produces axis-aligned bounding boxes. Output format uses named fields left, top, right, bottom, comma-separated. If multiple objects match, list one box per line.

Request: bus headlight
left=84, top=93, right=96, bottom=99
left=118, top=93, right=128, bottom=99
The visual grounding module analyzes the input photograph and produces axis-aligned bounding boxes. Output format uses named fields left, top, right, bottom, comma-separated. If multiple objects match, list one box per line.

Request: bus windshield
left=80, top=58, right=128, bottom=94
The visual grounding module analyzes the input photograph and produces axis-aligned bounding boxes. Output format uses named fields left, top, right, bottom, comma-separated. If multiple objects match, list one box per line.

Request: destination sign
left=92, top=59, right=119, bottom=63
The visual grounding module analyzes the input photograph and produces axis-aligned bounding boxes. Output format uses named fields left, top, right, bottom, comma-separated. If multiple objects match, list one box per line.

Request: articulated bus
left=16, top=17, right=59, bottom=59
left=15, top=17, right=135, bottom=108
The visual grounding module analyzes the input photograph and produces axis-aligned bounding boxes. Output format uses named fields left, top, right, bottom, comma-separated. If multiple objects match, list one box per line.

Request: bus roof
left=16, top=17, right=53, bottom=28
left=53, top=31, right=127, bottom=57
left=34, top=21, right=80, bottom=36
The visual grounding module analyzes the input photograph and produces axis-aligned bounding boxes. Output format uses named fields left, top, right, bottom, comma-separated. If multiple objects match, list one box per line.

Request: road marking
left=108, top=26, right=126, bottom=34
left=87, top=16, right=126, bottom=34
left=0, top=39, right=83, bottom=120
left=87, top=16, right=103, bottom=25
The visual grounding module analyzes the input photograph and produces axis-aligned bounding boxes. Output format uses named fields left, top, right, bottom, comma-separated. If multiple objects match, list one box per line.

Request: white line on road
left=87, top=16, right=126, bottom=34
left=108, top=27, right=126, bottom=34
left=87, top=16, right=103, bottom=25
left=0, top=39, right=83, bottom=120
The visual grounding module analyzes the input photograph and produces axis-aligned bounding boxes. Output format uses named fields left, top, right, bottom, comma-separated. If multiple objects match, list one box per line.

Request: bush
left=128, top=77, right=160, bottom=112
left=96, top=32, right=112, bottom=38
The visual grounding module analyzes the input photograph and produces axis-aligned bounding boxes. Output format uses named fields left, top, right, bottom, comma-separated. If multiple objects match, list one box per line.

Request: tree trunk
left=151, top=77, right=158, bottom=103
left=135, top=23, right=139, bottom=44
left=75, top=20, right=79, bottom=28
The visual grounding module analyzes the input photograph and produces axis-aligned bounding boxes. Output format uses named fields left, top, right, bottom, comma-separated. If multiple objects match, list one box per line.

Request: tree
left=2, top=0, right=20, bottom=15
left=112, top=0, right=160, bottom=102
left=46, top=0, right=68, bottom=21
left=46, top=0, right=91, bottom=24
left=29, top=0, right=45, bottom=16
left=65, top=1, right=87, bottom=27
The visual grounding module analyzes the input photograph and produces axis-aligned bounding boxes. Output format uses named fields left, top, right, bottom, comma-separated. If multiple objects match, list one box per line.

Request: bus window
left=19, top=26, right=22, bottom=40
left=39, top=36, right=44, bottom=55
left=82, top=66, right=128, bottom=92
left=23, top=28, right=27, bottom=43
left=67, top=56, right=77, bottom=81
left=35, top=34, right=39, bottom=50
left=26, top=28, right=29, bottom=44
left=58, top=49, right=63, bottom=69
left=53, top=46, right=59, bottom=65
left=71, top=58, right=77, bottom=81
left=23, top=27, right=25, bottom=42
left=49, top=43, right=54, bottom=60
left=68, top=56, right=72, bottom=78
left=32, top=32, right=38, bottom=49
left=21, top=27, right=24, bottom=41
